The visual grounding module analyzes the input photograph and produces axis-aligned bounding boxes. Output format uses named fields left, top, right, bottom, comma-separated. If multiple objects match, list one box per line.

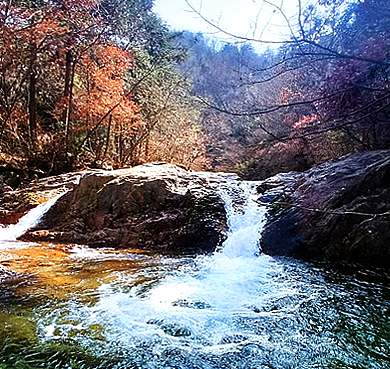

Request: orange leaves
left=293, top=114, right=319, bottom=129
left=0, top=0, right=208, bottom=172
left=98, top=45, right=134, bottom=75
left=280, top=88, right=293, bottom=105
left=72, top=43, right=141, bottom=132
left=29, top=18, right=69, bottom=44
left=280, top=88, right=301, bottom=105
left=62, top=0, right=100, bottom=8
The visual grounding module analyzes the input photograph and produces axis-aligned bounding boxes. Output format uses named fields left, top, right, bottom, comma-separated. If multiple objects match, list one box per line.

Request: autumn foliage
left=178, top=0, right=390, bottom=178
left=0, top=0, right=209, bottom=177
left=2, top=0, right=388, bottom=181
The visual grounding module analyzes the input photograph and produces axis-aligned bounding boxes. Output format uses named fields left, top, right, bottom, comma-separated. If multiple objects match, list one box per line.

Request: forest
left=0, top=0, right=389, bottom=181
left=2, top=1, right=390, bottom=367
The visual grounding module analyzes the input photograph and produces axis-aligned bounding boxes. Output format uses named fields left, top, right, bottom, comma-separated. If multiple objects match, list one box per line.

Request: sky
left=153, top=0, right=306, bottom=48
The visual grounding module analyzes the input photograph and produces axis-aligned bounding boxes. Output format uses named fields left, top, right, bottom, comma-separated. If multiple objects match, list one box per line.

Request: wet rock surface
left=259, top=150, right=390, bottom=266
left=23, top=163, right=234, bottom=255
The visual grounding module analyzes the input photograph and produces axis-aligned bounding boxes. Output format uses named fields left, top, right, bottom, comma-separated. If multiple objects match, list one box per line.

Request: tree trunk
left=119, top=132, right=123, bottom=166
left=103, top=114, right=112, bottom=159
left=62, top=49, right=72, bottom=126
left=144, top=134, right=150, bottom=162
left=64, top=51, right=75, bottom=155
left=28, top=42, right=37, bottom=141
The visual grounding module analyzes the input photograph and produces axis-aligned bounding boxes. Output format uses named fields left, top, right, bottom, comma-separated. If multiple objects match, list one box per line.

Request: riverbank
left=2, top=150, right=390, bottom=266
left=260, top=150, right=390, bottom=266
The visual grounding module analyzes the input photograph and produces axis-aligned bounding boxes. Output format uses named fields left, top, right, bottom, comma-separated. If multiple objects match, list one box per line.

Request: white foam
left=0, top=192, right=66, bottom=246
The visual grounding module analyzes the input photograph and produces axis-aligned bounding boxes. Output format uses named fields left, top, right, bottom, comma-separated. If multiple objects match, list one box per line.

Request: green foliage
left=98, top=0, right=169, bottom=58
left=101, top=41, right=209, bottom=169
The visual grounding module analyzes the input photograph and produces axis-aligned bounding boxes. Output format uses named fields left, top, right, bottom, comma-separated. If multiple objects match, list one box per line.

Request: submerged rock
left=0, top=265, right=21, bottom=283
left=23, top=163, right=233, bottom=255
left=260, top=150, right=390, bottom=266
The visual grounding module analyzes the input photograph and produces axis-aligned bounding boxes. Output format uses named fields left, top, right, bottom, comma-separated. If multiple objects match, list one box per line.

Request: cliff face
left=259, top=150, right=390, bottom=266
left=22, top=163, right=235, bottom=255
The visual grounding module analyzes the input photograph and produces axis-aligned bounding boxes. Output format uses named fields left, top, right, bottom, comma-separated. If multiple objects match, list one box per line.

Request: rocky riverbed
left=2, top=151, right=390, bottom=266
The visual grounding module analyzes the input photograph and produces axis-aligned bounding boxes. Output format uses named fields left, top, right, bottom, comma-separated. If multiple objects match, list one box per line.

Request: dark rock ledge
left=259, top=150, right=390, bottom=267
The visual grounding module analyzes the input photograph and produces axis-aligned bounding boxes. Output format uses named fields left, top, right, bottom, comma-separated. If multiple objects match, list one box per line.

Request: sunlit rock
left=23, top=163, right=232, bottom=255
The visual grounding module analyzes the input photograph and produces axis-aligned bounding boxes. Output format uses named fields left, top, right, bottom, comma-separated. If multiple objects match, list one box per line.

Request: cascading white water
left=0, top=179, right=383, bottom=368
left=30, top=180, right=389, bottom=368
left=40, top=181, right=297, bottom=348
left=218, top=181, right=266, bottom=258
left=0, top=193, right=65, bottom=245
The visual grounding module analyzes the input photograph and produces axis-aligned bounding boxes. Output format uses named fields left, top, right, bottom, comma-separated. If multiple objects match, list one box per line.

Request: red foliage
left=293, top=114, right=319, bottom=129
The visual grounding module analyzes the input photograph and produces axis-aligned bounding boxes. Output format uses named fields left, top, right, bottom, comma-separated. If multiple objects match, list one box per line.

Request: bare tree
left=179, top=0, right=390, bottom=177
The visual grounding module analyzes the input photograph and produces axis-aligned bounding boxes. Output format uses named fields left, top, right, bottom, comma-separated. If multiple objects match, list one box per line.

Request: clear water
left=1, top=181, right=390, bottom=368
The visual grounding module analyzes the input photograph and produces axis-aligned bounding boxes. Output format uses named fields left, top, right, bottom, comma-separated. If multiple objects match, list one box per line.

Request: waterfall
left=218, top=181, right=266, bottom=258
left=68, top=180, right=291, bottom=348
left=0, top=193, right=65, bottom=244
left=141, top=181, right=275, bottom=314
left=13, top=179, right=384, bottom=368
left=149, top=180, right=276, bottom=311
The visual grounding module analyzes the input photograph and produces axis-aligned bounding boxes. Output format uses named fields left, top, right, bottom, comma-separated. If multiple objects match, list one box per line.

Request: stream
left=1, top=181, right=390, bottom=368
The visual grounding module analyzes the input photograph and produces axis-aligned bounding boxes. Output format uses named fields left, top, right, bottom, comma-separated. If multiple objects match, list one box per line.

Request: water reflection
left=0, top=244, right=390, bottom=368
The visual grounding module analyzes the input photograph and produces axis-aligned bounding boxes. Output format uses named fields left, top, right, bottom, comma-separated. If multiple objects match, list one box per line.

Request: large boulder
left=259, top=150, right=390, bottom=266
left=23, top=163, right=233, bottom=255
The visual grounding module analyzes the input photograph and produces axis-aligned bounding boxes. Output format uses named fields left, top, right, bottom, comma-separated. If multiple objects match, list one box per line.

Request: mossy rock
left=0, top=311, right=38, bottom=347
